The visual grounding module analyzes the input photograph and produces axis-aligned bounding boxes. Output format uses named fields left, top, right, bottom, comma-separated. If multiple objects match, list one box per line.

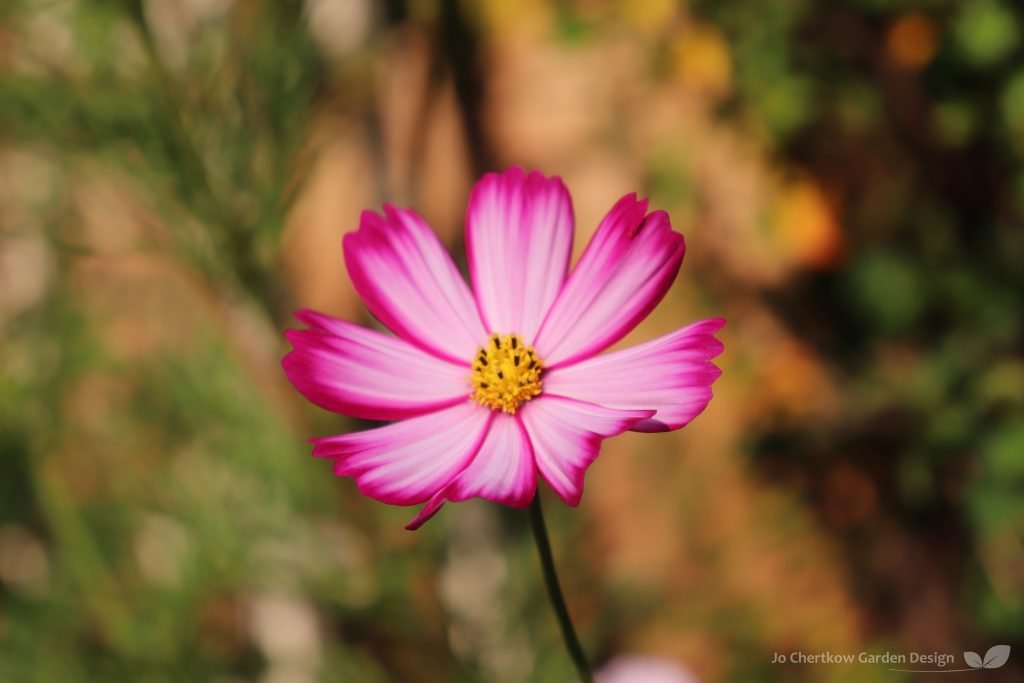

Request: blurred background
left=1, top=0, right=1022, bottom=681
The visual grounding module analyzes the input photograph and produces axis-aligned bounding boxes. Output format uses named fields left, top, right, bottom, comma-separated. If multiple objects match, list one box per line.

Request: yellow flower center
left=470, top=333, right=543, bottom=414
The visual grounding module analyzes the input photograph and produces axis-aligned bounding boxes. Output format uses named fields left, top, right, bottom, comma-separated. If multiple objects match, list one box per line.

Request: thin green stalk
left=528, top=495, right=594, bottom=683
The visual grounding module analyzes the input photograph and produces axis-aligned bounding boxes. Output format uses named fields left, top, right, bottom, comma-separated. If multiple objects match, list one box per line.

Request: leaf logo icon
left=983, top=645, right=1011, bottom=669
left=965, top=645, right=1011, bottom=669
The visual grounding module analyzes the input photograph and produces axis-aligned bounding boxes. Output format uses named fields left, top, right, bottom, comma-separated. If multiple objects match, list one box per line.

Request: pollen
left=470, top=333, right=543, bottom=414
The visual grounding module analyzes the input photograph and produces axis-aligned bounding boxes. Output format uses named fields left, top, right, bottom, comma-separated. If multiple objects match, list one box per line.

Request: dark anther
left=514, top=355, right=520, bottom=366
left=479, top=356, right=488, bottom=366
left=493, top=334, right=501, bottom=346
left=511, top=337, right=518, bottom=349
left=497, top=371, right=504, bottom=379
left=528, top=359, right=536, bottom=369
left=480, top=382, right=489, bottom=388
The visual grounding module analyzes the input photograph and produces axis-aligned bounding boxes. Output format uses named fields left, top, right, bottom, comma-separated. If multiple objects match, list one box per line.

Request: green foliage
left=954, top=0, right=1020, bottom=67
left=688, top=0, right=1024, bottom=672
left=846, top=250, right=926, bottom=336
left=0, top=0, right=318, bottom=316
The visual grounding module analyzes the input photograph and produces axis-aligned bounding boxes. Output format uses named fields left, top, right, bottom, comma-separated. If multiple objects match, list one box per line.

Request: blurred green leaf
left=1001, top=69, right=1024, bottom=136
left=954, top=0, right=1020, bottom=67
left=847, top=251, right=926, bottom=335
left=932, top=100, right=976, bottom=146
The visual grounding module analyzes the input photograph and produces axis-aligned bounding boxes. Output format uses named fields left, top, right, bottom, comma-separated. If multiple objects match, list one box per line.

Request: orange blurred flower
left=886, top=13, right=940, bottom=70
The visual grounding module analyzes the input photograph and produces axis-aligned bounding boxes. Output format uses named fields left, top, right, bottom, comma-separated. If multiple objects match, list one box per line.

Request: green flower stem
left=528, top=494, right=595, bottom=683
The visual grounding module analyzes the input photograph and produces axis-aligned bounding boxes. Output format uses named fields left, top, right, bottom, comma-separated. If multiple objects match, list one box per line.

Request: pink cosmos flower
left=594, top=656, right=700, bottom=683
left=282, top=167, right=724, bottom=529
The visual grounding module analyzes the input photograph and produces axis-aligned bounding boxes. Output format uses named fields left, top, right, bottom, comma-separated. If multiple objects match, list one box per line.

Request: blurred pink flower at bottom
left=591, top=656, right=699, bottom=683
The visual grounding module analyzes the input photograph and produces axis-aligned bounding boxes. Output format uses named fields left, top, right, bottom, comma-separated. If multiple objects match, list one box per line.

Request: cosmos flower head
left=282, top=167, right=724, bottom=529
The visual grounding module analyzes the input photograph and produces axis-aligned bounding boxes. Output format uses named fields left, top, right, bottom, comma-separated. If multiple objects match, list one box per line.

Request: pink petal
left=282, top=309, right=471, bottom=421
left=534, top=195, right=685, bottom=367
left=466, top=167, right=574, bottom=341
left=518, top=395, right=654, bottom=506
left=406, top=413, right=536, bottom=530
left=596, top=656, right=699, bottom=683
left=343, top=206, right=488, bottom=363
left=544, top=318, right=725, bottom=432
left=311, top=402, right=491, bottom=507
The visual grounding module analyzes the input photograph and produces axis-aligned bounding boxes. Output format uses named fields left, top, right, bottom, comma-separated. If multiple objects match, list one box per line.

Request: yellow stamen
left=470, top=333, right=543, bottom=414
